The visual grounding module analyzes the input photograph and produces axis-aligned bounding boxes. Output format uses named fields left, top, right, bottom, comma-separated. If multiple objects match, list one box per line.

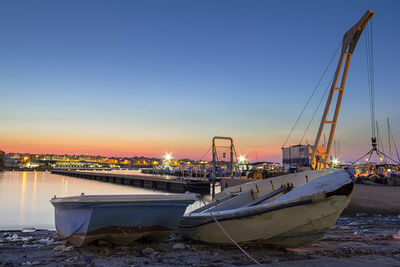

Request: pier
left=51, top=170, right=210, bottom=194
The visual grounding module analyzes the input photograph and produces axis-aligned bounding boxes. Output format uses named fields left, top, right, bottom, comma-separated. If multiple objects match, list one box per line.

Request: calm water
left=0, top=171, right=205, bottom=230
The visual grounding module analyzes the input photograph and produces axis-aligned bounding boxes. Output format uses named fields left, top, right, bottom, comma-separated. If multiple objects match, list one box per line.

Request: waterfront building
left=282, top=144, right=325, bottom=168
left=0, top=150, right=5, bottom=167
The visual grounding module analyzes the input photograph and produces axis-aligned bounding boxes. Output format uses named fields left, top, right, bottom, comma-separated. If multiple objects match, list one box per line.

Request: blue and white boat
left=50, top=193, right=198, bottom=247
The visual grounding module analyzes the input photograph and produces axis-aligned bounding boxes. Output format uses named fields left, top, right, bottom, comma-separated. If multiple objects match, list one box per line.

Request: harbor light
left=332, top=158, right=339, bottom=165
left=238, top=155, right=246, bottom=163
left=365, top=158, right=369, bottom=162
left=164, top=153, right=172, bottom=161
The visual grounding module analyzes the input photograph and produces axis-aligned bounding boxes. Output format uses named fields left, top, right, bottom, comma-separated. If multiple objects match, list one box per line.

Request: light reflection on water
left=0, top=171, right=209, bottom=230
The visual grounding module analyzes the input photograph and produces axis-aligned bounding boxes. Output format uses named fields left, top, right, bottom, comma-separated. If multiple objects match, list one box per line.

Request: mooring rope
left=200, top=199, right=262, bottom=266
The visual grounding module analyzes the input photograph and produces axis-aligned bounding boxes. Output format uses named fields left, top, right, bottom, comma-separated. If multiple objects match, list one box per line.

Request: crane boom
left=311, top=10, right=374, bottom=169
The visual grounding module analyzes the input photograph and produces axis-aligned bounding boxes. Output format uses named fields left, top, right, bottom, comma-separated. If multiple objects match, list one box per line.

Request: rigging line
left=371, top=18, right=376, bottom=136
left=369, top=23, right=375, bottom=139
left=389, top=123, right=400, bottom=162
left=199, top=146, right=212, bottom=161
left=350, top=148, right=374, bottom=167
left=299, top=74, right=334, bottom=145
left=376, top=121, right=387, bottom=162
left=367, top=21, right=377, bottom=139
left=366, top=24, right=373, bottom=138
left=281, top=41, right=342, bottom=148
left=365, top=24, right=374, bottom=139
left=362, top=150, right=374, bottom=174
left=375, top=149, right=400, bottom=165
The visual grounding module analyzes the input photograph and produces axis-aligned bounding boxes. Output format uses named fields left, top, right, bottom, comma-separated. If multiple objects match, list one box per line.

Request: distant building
left=0, top=150, right=5, bottom=167
left=282, top=144, right=325, bottom=167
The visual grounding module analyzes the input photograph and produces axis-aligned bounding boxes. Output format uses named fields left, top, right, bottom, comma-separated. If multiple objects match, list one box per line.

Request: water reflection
left=0, top=171, right=163, bottom=230
left=0, top=171, right=212, bottom=230
left=19, top=172, right=27, bottom=226
left=32, top=172, right=37, bottom=213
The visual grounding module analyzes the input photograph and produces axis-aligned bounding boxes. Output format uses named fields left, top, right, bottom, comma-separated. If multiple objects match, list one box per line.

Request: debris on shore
left=1, top=214, right=400, bottom=266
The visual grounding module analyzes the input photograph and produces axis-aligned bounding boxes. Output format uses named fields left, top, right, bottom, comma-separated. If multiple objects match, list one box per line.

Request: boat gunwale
left=50, top=193, right=199, bottom=203
left=179, top=199, right=314, bottom=228
left=179, top=182, right=354, bottom=228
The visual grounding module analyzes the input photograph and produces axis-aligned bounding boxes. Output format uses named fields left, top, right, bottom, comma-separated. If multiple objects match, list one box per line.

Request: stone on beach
left=142, top=247, right=155, bottom=256
left=172, top=243, right=186, bottom=249
left=100, top=246, right=112, bottom=256
left=1, top=214, right=400, bottom=267
left=38, top=238, right=54, bottom=246
left=53, top=245, right=66, bottom=251
left=393, top=232, right=400, bottom=240
left=22, top=261, right=40, bottom=266
left=63, top=245, right=75, bottom=252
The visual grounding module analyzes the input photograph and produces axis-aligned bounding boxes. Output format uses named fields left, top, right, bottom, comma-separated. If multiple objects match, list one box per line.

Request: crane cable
left=281, top=41, right=342, bottom=148
left=299, top=74, right=334, bottom=145
left=365, top=19, right=376, bottom=140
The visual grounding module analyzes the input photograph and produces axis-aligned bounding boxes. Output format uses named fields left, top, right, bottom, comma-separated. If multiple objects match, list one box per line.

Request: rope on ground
left=200, top=199, right=262, bottom=266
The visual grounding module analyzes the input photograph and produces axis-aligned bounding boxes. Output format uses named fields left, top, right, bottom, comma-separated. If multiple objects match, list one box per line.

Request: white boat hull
left=178, top=170, right=353, bottom=247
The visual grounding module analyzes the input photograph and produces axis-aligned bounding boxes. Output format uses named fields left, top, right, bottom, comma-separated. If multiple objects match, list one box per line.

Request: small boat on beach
left=51, top=193, right=198, bottom=247
left=178, top=170, right=353, bottom=248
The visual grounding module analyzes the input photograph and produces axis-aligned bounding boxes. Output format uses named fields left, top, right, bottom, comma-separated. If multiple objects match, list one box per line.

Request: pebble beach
left=1, top=214, right=400, bottom=267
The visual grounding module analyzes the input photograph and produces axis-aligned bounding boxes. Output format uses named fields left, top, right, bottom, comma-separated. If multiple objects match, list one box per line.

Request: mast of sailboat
left=311, top=10, right=375, bottom=170
left=388, top=117, right=392, bottom=165
left=376, top=121, right=387, bottom=162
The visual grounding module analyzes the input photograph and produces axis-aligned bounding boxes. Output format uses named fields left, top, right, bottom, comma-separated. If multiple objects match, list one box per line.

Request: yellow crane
left=311, top=10, right=374, bottom=169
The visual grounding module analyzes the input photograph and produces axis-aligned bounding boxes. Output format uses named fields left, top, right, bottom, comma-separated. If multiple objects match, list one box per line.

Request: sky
left=0, top=0, right=400, bottom=163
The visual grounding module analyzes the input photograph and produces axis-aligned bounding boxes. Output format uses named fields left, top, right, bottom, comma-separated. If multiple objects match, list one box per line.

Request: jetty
left=51, top=170, right=210, bottom=194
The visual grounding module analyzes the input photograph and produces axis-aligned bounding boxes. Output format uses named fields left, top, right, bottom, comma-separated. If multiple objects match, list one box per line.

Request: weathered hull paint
left=51, top=194, right=197, bottom=247
left=178, top=170, right=353, bottom=248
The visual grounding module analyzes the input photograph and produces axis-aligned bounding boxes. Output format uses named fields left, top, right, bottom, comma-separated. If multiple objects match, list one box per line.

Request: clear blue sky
left=0, top=0, right=399, bottom=162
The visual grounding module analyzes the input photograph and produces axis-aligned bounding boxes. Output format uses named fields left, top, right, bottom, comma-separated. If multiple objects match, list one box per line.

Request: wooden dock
left=51, top=170, right=210, bottom=194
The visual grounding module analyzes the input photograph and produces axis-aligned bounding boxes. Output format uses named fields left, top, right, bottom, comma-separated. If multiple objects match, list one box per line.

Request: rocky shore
left=1, top=214, right=400, bottom=266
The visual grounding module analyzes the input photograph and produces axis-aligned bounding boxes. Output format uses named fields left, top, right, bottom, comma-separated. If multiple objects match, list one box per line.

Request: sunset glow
left=0, top=1, right=399, bottom=163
